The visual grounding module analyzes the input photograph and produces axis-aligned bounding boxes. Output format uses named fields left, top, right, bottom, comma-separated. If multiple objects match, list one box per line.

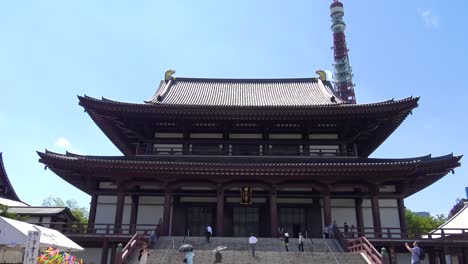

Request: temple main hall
left=38, top=75, right=461, bottom=243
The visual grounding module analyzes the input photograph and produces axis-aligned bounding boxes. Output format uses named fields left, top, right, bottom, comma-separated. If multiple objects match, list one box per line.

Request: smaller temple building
left=0, top=153, right=76, bottom=224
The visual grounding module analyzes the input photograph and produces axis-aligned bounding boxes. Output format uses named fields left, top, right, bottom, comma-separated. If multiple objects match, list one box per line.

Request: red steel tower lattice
left=330, top=0, right=356, bottom=104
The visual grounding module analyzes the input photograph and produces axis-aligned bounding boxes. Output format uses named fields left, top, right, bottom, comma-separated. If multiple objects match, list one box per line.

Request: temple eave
left=37, top=151, right=461, bottom=196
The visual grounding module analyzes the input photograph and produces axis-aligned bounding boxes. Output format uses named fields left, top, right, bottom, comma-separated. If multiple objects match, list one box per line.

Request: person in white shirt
left=249, top=233, right=258, bottom=256
left=206, top=225, right=213, bottom=243
left=298, top=232, right=304, bottom=252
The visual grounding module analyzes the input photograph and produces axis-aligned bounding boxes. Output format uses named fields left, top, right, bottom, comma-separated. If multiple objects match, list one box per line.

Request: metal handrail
left=120, top=233, right=139, bottom=263
left=323, top=239, right=340, bottom=264
left=159, top=238, right=175, bottom=264
left=115, top=233, right=139, bottom=264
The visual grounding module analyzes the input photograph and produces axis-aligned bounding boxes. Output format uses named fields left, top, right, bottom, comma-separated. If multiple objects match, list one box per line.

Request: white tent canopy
left=0, top=216, right=84, bottom=251
left=426, top=202, right=468, bottom=238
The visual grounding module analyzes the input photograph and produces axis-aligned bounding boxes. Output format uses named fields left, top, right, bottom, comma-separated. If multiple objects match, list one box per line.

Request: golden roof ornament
left=165, top=70, right=176, bottom=81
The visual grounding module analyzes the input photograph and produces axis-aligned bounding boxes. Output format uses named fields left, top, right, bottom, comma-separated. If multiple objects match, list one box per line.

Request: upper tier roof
left=77, top=76, right=420, bottom=157
left=146, top=78, right=344, bottom=106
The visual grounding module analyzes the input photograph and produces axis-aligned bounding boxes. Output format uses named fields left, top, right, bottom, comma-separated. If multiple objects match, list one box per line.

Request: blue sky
left=0, top=0, right=466, bottom=216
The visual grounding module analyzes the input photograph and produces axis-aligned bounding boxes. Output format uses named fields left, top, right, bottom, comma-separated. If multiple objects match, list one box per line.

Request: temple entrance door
left=293, top=224, right=301, bottom=238
left=186, top=207, right=214, bottom=236
left=279, top=208, right=306, bottom=238
left=233, top=207, right=259, bottom=237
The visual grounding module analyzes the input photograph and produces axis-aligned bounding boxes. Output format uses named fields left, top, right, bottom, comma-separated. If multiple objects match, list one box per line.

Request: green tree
left=0, top=204, right=18, bottom=219
left=405, top=209, right=446, bottom=238
left=42, top=196, right=89, bottom=224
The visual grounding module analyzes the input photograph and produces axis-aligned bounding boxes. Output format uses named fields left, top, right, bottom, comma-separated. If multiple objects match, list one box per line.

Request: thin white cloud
left=54, top=137, right=72, bottom=149
left=325, top=70, right=334, bottom=82
left=418, top=8, right=440, bottom=29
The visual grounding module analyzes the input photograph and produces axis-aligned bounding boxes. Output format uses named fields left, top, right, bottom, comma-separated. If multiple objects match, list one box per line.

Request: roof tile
left=147, top=78, right=344, bottom=106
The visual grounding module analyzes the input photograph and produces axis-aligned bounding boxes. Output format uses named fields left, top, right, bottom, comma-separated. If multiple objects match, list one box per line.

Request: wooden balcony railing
left=27, top=222, right=468, bottom=243
left=347, top=237, right=382, bottom=264
left=148, top=144, right=356, bottom=157
left=28, top=222, right=156, bottom=236
left=335, top=226, right=468, bottom=240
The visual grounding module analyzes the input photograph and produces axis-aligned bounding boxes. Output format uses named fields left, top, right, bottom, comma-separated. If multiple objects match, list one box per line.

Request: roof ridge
left=169, top=77, right=324, bottom=82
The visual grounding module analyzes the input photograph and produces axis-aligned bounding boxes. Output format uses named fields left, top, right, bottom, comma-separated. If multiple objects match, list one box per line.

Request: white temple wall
left=362, top=199, right=374, bottom=237
left=121, top=196, right=132, bottom=234
left=41, top=216, right=52, bottom=227
left=330, top=199, right=357, bottom=227
left=95, top=195, right=117, bottom=233
left=379, top=199, right=400, bottom=238
left=136, top=196, right=164, bottom=232
left=25, top=216, right=40, bottom=222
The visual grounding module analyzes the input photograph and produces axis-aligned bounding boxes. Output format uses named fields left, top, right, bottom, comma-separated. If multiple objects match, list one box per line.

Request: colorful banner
left=37, top=247, right=83, bottom=264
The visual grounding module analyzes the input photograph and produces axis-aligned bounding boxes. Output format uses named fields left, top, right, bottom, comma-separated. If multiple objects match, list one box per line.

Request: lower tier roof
left=37, top=150, right=461, bottom=198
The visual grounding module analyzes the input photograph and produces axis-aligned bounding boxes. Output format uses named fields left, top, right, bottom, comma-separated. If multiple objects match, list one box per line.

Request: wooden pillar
left=371, top=194, right=382, bottom=238
left=130, top=195, right=139, bottom=234
left=323, top=193, right=332, bottom=227
left=270, top=189, right=278, bottom=237
left=162, top=190, right=172, bottom=236
left=114, top=191, right=125, bottom=234
left=88, top=194, right=98, bottom=233
left=216, top=188, right=224, bottom=237
left=429, top=248, right=437, bottom=264
left=110, top=243, right=116, bottom=264
left=442, top=246, right=450, bottom=264
left=463, top=248, right=468, bottom=264
left=355, top=198, right=364, bottom=237
left=101, top=239, right=109, bottom=264
left=437, top=247, right=447, bottom=264
left=389, top=245, right=397, bottom=264
left=397, top=198, right=408, bottom=238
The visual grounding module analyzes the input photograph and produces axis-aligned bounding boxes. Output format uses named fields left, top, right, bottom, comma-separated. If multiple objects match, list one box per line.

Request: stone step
left=154, top=236, right=342, bottom=252
left=125, top=237, right=366, bottom=264
left=128, top=250, right=367, bottom=264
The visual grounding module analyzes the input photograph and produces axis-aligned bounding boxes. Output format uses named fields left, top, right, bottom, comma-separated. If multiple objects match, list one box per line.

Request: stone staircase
left=125, top=237, right=367, bottom=264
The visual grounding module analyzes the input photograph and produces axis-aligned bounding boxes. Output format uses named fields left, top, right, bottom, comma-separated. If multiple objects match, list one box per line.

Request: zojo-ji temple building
left=37, top=75, right=462, bottom=262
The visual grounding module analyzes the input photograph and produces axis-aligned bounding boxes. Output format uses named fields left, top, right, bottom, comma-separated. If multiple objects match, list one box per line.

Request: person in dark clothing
left=284, top=233, right=290, bottom=251
left=324, top=226, right=330, bottom=238
left=350, top=225, right=355, bottom=238
left=344, top=222, right=349, bottom=238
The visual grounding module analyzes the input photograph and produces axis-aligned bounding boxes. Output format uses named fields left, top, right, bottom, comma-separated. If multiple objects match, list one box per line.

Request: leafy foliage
left=42, top=196, right=89, bottom=224
left=448, top=198, right=468, bottom=219
left=0, top=204, right=28, bottom=221
left=0, top=204, right=18, bottom=219
left=405, top=209, right=446, bottom=238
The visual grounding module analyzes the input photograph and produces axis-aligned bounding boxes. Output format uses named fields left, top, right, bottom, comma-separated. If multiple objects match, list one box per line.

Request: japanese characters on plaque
left=241, top=186, right=252, bottom=204
left=23, top=229, right=41, bottom=264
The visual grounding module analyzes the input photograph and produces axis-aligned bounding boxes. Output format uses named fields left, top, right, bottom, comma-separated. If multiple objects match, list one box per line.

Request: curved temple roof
left=37, top=150, right=462, bottom=197
left=76, top=76, right=422, bottom=158
left=0, top=153, right=22, bottom=202
left=146, top=77, right=344, bottom=106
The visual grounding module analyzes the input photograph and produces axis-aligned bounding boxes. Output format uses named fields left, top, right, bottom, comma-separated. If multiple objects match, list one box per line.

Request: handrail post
left=115, top=243, right=123, bottom=264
